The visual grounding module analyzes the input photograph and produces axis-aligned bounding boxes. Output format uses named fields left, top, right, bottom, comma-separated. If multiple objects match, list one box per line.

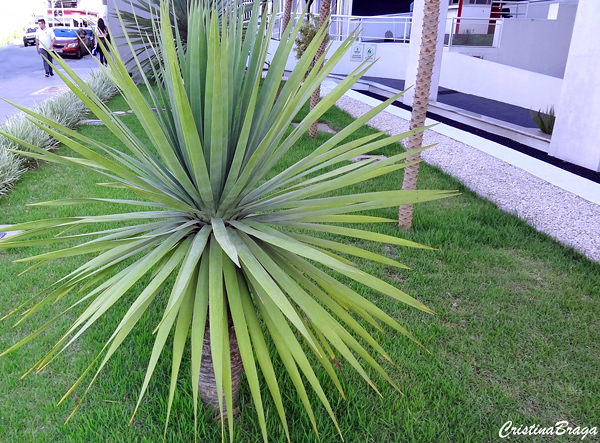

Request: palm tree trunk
left=308, top=0, right=331, bottom=139
left=282, top=0, right=293, bottom=35
left=199, top=319, right=244, bottom=415
left=398, top=0, right=441, bottom=229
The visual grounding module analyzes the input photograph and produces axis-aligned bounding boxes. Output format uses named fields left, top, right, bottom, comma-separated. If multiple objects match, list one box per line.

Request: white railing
left=272, top=13, right=503, bottom=48
left=491, top=0, right=576, bottom=19
left=491, top=1, right=530, bottom=19
left=446, top=16, right=502, bottom=47
left=330, top=14, right=413, bottom=42
left=271, top=13, right=412, bottom=43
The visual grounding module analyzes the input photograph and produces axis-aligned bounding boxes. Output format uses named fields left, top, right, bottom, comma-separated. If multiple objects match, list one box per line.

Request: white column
left=403, top=0, right=449, bottom=106
left=548, top=0, right=600, bottom=172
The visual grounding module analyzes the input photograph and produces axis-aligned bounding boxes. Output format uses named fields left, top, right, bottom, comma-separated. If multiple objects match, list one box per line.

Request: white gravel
left=323, top=87, right=600, bottom=263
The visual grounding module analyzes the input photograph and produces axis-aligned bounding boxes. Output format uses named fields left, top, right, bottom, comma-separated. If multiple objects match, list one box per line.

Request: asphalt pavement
left=0, top=43, right=101, bottom=125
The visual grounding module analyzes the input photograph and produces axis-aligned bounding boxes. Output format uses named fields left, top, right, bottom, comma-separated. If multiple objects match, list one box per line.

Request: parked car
left=52, top=27, right=93, bottom=59
left=23, top=27, right=38, bottom=47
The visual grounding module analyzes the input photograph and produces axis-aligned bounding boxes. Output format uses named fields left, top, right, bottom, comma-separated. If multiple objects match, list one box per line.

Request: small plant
left=294, top=14, right=327, bottom=60
left=83, top=69, right=122, bottom=103
left=0, top=112, right=58, bottom=162
left=0, top=148, right=24, bottom=196
left=530, top=106, right=555, bottom=135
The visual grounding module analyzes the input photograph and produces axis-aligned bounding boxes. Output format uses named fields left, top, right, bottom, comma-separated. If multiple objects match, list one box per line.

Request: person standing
left=35, top=19, right=56, bottom=77
left=95, top=18, right=110, bottom=67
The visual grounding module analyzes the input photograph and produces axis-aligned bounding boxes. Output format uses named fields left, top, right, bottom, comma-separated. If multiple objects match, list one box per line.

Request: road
left=0, top=43, right=101, bottom=124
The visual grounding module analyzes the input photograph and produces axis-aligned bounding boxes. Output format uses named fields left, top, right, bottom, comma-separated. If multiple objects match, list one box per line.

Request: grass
left=0, top=92, right=599, bottom=443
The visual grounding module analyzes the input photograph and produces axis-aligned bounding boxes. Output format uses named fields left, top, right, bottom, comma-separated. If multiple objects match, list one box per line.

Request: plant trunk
left=199, top=320, right=244, bottom=415
left=282, top=0, right=292, bottom=36
left=308, top=0, right=331, bottom=139
left=308, top=87, right=321, bottom=138
left=398, top=0, right=441, bottom=229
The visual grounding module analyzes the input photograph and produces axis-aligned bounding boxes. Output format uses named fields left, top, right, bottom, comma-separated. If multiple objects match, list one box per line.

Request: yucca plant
left=0, top=148, right=24, bottom=195
left=0, top=0, right=456, bottom=441
left=118, top=0, right=262, bottom=77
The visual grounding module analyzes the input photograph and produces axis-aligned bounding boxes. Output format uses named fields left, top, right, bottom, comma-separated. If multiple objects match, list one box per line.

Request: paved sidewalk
left=0, top=45, right=100, bottom=125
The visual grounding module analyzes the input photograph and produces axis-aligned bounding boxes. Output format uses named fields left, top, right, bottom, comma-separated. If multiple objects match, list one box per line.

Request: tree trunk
left=308, top=0, right=332, bottom=139
left=398, top=0, right=441, bottom=229
left=199, top=319, right=244, bottom=415
left=282, top=0, right=293, bottom=36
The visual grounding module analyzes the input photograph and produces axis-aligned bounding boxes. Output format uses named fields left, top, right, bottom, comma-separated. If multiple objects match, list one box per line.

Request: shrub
left=294, top=15, right=319, bottom=60
left=86, top=69, right=121, bottom=103
left=0, top=111, right=58, bottom=162
left=530, top=105, right=555, bottom=135
left=0, top=148, right=24, bottom=196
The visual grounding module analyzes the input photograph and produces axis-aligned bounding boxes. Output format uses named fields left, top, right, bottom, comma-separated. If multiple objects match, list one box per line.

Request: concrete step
left=327, top=74, right=551, bottom=153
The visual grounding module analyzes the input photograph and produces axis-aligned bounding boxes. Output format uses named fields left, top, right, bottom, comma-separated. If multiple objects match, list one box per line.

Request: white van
left=23, top=27, right=38, bottom=47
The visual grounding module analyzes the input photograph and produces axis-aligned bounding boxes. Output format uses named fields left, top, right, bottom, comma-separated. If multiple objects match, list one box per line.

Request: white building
left=271, top=0, right=598, bottom=173
left=39, top=0, right=105, bottom=27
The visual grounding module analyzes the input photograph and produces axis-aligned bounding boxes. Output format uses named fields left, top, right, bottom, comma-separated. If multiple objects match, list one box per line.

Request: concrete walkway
left=0, top=44, right=102, bottom=239
left=0, top=44, right=100, bottom=125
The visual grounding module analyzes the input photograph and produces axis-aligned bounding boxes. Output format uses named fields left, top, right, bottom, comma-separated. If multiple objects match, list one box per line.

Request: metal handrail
left=272, top=13, right=413, bottom=43
left=272, top=12, right=504, bottom=48
left=491, top=1, right=530, bottom=19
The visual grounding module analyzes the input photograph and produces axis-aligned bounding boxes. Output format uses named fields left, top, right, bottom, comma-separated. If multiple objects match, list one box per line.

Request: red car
left=52, top=27, right=93, bottom=59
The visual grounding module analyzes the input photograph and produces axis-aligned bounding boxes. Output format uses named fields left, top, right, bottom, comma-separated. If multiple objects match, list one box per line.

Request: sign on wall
left=365, top=44, right=377, bottom=59
left=350, top=43, right=364, bottom=62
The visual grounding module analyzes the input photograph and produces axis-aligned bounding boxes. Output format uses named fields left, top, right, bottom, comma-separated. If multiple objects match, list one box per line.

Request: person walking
left=95, top=18, right=110, bottom=66
left=35, top=19, right=56, bottom=77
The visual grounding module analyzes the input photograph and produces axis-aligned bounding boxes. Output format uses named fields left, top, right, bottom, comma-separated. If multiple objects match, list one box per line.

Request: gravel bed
left=323, top=86, right=600, bottom=263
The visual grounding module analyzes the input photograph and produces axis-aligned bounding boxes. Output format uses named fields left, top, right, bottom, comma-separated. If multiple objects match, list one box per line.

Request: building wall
left=270, top=39, right=413, bottom=81
left=549, top=0, right=600, bottom=171
left=457, top=4, right=492, bottom=34
left=269, top=36, right=561, bottom=112
left=524, top=2, right=554, bottom=18
left=106, top=0, right=151, bottom=70
left=439, top=51, right=562, bottom=111
left=486, top=3, right=577, bottom=78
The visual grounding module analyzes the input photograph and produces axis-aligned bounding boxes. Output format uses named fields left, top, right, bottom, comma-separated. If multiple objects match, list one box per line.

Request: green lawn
left=0, top=94, right=599, bottom=443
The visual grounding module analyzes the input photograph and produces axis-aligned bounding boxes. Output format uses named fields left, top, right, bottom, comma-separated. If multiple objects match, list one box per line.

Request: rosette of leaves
left=0, top=1, right=456, bottom=441
left=530, top=105, right=555, bottom=135
left=118, top=0, right=261, bottom=77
